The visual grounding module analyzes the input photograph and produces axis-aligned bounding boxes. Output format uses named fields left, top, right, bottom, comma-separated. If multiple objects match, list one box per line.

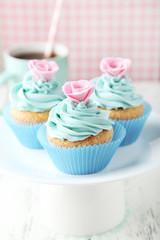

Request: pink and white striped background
left=1, top=0, right=160, bottom=82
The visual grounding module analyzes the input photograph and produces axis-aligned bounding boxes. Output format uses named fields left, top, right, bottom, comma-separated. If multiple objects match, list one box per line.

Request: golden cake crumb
left=99, top=104, right=144, bottom=120
left=10, top=107, right=50, bottom=124
left=47, top=127, right=114, bottom=148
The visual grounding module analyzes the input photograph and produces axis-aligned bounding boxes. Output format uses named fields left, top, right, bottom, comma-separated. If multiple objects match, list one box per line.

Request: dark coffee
left=14, top=52, right=57, bottom=60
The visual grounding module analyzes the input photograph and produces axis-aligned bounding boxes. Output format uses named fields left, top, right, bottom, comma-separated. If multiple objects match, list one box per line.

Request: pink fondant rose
left=63, top=80, right=95, bottom=103
left=28, top=60, right=59, bottom=81
left=100, top=57, right=131, bottom=77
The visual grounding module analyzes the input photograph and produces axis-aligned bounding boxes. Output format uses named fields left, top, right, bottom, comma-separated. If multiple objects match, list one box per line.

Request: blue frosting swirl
left=9, top=72, right=65, bottom=112
left=90, top=74, right=143, bottom=109
left=47, top=99, right=113, bottom=141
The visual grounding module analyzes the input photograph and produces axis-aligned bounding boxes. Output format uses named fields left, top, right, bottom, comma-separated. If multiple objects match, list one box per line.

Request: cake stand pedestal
left=0, top=111, right=160, bottom=237
left=40, top=181, right=125, bottom=236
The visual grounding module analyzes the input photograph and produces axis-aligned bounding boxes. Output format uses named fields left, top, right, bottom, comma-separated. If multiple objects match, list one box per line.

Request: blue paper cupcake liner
left=112, top=101, right=152, bottom=147
left=37, top=122, right=126, bottom=175
left=3, top=105, right=43, bottom=149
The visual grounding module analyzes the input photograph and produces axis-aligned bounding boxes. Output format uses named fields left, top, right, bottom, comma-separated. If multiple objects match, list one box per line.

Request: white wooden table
left=0, top=82, right=160, bottom=240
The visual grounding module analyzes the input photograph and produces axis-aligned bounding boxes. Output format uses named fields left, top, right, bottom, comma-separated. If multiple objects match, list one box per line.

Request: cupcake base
left=113, top=101, right=152, bottom=146
left=37, top=122, right=126, bottom=175
left=3, top=105, right=43, bottom=149
left=47, top=128, right=113, bottom=148
left=99, top=104, right=144, bottom=120
left=11, top=107, right=50, bottom=124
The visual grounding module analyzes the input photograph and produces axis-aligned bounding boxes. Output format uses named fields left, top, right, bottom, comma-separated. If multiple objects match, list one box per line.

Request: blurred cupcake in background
left=38, top=80, right=126, bottom=175
left=90, top=57, right=151, bottom=146
left=3, top=59, right=65, bottom=149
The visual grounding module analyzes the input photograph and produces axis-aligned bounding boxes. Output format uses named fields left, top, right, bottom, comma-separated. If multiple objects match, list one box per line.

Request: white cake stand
left=0, top=112, right=160, bottom=237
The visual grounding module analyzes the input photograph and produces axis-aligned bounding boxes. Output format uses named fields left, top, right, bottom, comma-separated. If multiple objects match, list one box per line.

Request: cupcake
left=3, top=59, right=65, bottom=149
left=90, top=57, right=151, bottom=146
left=37, top=80, right=126, bottom=175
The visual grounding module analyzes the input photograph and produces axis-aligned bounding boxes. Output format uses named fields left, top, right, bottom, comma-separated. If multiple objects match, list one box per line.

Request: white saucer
left=0, top=112, right=160, bottom=185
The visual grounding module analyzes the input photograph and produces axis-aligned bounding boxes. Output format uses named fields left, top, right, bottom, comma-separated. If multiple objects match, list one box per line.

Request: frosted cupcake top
left=9, top=60, right=65, bottom=112
left=47, top=80, right=113, bottom=142
left=90, top=57, right=143, bottom=110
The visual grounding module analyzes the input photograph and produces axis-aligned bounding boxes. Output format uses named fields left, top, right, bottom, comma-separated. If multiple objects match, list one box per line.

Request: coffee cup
left=0, top=42, right=69, bottom=87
